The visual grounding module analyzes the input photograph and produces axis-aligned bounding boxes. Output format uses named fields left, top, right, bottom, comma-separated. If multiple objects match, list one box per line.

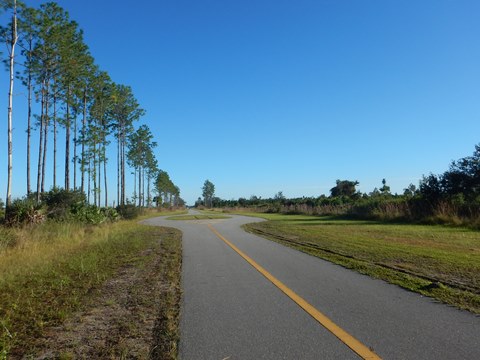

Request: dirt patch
left=28, top=229, right=182, bottom=359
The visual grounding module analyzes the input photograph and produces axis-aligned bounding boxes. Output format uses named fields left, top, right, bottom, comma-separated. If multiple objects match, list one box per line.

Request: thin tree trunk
left=133, top=168, right=136, bottom=205
left=36, top=86, right=45, bottom=203
left=65, top=85, right=71, bottom=190
left=53, top=86, right=57, bottom=188
left=117, top=136, right=120, bottom=207
left=73, top=108, right=77, bottom=190
left=27, top=38, right=32, bottom=195
left=121, top=134, right=126, bottom=205
left=97, top=143, right=101, bottom=206
left=120, top=133, right=123, bottom=205
left=41, top=93, right=49, bottom=194
left=147, top=174, right=151, bottom=207
left=142, top=167, right=146, bottom=207
left=93, top=143, right=97, bottom=206
left=6, top=1, right=17, bottom=209
left=81, top=88, right=87, bottom=194
left=123, top=138, right=126, bottom=205
left=87, top=155, right=91, bottom=204
left=138, top=167, right=142, bottom=207
left=104, top=145, right=108, bottom=207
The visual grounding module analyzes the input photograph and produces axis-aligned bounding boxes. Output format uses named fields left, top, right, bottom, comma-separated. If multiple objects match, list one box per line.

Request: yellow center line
left=207, top=223, right=382, bottom=360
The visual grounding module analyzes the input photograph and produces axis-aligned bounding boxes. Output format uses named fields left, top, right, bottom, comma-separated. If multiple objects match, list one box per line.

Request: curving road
left=143, top=211, right=480, bottom=360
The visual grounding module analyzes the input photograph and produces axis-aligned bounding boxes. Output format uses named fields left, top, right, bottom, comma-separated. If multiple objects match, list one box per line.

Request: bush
left=116, top=204, right=142, bottom=219
left=5, top=197, right=46, bottom=226
left=71, top=204, right=105, bottom=224
left=69, top=204, right=119, bottom=225
left=102, top=207, right=119, bottom=222
left=43, top=187, right=87, bottom=221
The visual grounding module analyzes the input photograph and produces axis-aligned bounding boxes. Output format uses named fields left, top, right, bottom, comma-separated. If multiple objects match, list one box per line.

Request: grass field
left=240, top=212, right=480, bottom=313
left=0, top=210, right=183, bottom=358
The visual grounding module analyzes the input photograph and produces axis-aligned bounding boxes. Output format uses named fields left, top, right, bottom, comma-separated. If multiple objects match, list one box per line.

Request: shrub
left=71, top=204, right=105, bottom=224
left=116, top=204, right=142, bottom=219
left=43, top=187, right=87, bottom=221
left=4, top=197, right=46, bottom=226
left=69, top=204, right=119, bottom=225
left=102, top=207, right=119, bottom=222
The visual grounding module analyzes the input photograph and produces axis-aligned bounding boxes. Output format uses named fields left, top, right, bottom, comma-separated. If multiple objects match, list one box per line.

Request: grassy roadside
left=150, top=226, right=182, bottom=359
left=167, top=214, right=230, bottom=220
left=0, top=215, right=183, bottom=358
left=140, top=208, right=188, bottom=218
left=240, top=213, right=480, bottom=313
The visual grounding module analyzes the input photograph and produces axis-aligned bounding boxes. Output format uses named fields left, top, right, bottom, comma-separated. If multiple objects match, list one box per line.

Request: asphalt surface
left=144, top=211, right=480, bottom=360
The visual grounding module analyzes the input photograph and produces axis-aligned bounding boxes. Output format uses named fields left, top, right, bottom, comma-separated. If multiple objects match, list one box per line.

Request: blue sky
left=1, top=0, right=480, bottom=205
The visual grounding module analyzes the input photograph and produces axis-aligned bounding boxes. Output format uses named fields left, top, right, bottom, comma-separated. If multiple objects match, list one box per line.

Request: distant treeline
left=0, top=168, right=184, bottom=227
left=204, top=144, right=480, bottom=227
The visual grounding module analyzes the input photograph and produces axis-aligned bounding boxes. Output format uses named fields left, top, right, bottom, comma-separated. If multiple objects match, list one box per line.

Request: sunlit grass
left=167, top=214, right=230, bottom=220
left=137, top=208, right=188, bottom=220
left=242, top=212, right=480, bottom=313
left=150, top=226, right=182, bottom=359
left=0, top=219, right=177, bottom=356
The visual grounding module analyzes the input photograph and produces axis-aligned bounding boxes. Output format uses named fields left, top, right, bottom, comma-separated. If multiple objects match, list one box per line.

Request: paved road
left=144, top=211, right=480, bottom=360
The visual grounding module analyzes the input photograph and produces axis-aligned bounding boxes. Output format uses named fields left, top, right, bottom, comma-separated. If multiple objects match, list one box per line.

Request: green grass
left=150, top=227, right=182, bottom=360
left=166, top=214, right=230, bottom=220
left=242, top=213, right=480, bottom=313
left=0, top=220, right=181, bottom=357
left=154, top=209, right=188, bottom=216
left=138, top=208, right=188, bottom=220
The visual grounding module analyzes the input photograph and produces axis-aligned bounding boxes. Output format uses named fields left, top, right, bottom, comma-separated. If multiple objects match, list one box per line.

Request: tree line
left=155, top=170, right=184, bottom=208
left=1, top=1, right=182, bottom=220
left=198, top=144, right=480, bottom=227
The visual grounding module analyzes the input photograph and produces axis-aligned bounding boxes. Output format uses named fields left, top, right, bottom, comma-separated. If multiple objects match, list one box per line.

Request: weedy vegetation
left=0, top=208, right=183, bottom=359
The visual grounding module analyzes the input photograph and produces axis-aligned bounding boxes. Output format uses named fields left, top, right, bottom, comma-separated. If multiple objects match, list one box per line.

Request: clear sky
left=1, top=0, right=479, bottom=205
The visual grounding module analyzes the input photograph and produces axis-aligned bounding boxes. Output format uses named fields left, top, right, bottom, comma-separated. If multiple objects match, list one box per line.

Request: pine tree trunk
left=41, top=83, right=49, bottom=194
left=138, top=167, right=142, bottom=207
left=104, top=145, right=108, bottom=207
left=36, top=86, right=45, bottom=203
left=142, top=167, right=145, bottom=207
left=121, top=135, right=126, bottom=205
left=6, top=1, right=17, bottom=209
left=142, top=167, right=146, bottom=207
left=117, top=136, right=120, bottom=207
left=98, top=144, right=103, bottom=207
left=81, top=88, right=87, bottom=194
left=65, top=85, right=71, bottom=190
left=97, top=143, right=101, bottom=207
left=53, top=87, right=57, bottom=189
left=93, top=142, right=97, bottom=206
left=147, top=175, right=151, bottom=208
left=121, top=134, right=125, bottom=205
left=87, top=156, right=91, bottom=204
left=27, top=39, right=32, bottom=195
left=133, top=168, right=137, bottom=204
left=73, top=108, right=77, bottom=190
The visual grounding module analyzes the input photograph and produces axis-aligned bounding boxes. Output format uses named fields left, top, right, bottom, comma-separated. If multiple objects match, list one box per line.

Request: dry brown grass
left=0, top=219, right=182, bottom=358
